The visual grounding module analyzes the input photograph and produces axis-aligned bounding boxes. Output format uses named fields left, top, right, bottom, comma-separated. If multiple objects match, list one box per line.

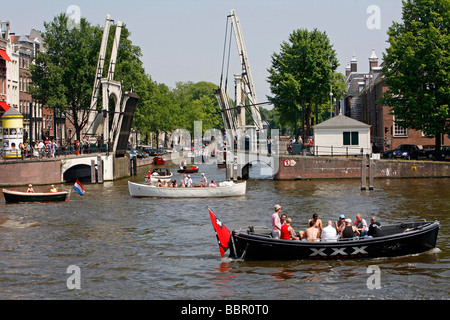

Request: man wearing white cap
left=341, top=218, right=360, bottom=239
left=271, top=204, right=282, bottom=239
left=186, top=175, right=193, bottom=187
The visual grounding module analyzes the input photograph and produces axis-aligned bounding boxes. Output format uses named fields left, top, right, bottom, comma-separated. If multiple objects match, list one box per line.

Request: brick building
left=344, top=50, right=449, bottom=153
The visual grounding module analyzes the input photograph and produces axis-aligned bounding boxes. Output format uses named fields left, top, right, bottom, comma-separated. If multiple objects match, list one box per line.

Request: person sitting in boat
left=50, top=185, right=58, bottom=193
left=200, top=173, right=207, bottom=187
left=335, top=215, right=346, bottom=235
left=305, top=220, right=321, bottom=242
left=208, top=180, right=217, bottom=187
left=170, top=180, right=177, bottom=188
left=186, top=175, right=193, bottom=187
left=308, top=213, right=323, bottom=236
left=321, top=221, right=338, bottom=242
left=354, top=214, right=368, bottom=237
left=179, top=180, right=185, bottom=187
left=280, top=213, right=287, bottom=226
left=368, top=217, right=383, bottom=238
left=27, top=184, right=34, bottom=193
left=341, top=218, right=360, bottom=240
left=162, top=180, right=169, bottom=187
left=156, top=179, right=162, bottom=187
left=280, top=218, right=300, bottom=241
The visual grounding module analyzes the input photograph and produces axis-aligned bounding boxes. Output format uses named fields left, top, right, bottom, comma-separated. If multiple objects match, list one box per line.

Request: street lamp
left=329, top=85, right=333, bottom=118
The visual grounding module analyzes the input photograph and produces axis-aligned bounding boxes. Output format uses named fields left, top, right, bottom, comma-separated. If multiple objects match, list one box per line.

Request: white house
left=312, top=115, right=371, bottom=156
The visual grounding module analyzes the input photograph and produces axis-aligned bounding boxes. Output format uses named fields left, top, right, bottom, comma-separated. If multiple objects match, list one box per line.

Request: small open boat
left=3, top=189, right=70, bottom=203
left=208, top=208, right=440, bottom=261
left=146, top=168, right=173, bottom=183
left=177, top=165, right=199, bottom=173
left=128, top=180, right=246, bottom=198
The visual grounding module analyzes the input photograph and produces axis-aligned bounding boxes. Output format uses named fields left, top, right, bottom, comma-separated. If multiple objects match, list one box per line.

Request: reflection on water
left=0, top=162, right=448, bottom=299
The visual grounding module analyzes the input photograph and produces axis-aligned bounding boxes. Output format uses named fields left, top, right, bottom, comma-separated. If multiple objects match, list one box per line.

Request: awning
left=0, top=49, right=11, bottom=62
left=0, top=101, right=10, bottom=112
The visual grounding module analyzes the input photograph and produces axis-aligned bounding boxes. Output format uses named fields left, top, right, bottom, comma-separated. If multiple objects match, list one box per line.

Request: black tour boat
left=208, top=208, right=439, bottom=261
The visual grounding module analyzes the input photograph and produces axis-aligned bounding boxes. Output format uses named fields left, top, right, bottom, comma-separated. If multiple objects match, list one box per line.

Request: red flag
left=209, top=208, right=231, bottom=257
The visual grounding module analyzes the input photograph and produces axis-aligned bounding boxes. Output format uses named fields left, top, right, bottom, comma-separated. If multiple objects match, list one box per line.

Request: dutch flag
left=73, top=179, right=86, bottom=196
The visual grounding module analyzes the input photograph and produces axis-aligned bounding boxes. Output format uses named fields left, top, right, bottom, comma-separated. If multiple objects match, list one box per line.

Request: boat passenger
left=368, top=217, right=383, bottom=237
left=200, top=173, right=207, bottom=187
left=163, top=180, right=169, bottom=187
left=156, top=179, right=162, bottom=187
left=354, top=214, right=368, bottom=237
left=208, top=180, right=217, bottom=187
left=271, top=204, right=282, bottom=239
left=171, top=180, right=178, bottom=188
left=308, top=213, right=323, bottom=235
left=179, top=180, right=185, bottom=188
left=341, top=218, right=360, bottom=239
left=335, top=215, right=346, bottom=234
left=280, top=218, right=300, bottom=241
left=186, top=175, right=193, bottom=187
left=50, top=185, right=58, bottom=193
left=27, top=184, right=34, bottom=193
left=280, top=213, right=287, bottom=226
left=305, top=220, right=321, bottom=242
left=321, top=221, right=338, bottom=242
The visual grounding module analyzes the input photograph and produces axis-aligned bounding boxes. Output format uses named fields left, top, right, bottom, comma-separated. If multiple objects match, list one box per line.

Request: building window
left=343, top=132, right=359, bottom=145
left=393, top=117, right=408, bottom=137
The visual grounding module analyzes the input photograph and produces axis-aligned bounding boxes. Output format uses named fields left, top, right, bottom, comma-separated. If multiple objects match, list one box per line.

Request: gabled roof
left=313, top=115, right=371, bottom=129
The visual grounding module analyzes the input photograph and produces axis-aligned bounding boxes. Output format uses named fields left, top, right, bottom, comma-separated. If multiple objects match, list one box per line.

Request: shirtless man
left=308, top=213, right=323, bottom=235
left=305, top=220, right=321, bottom=242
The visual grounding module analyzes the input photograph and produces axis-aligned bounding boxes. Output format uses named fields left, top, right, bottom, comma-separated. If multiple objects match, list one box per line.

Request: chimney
left=369, top=48, right=378, bottom=71
left=350, top=54, right=357, bottom=73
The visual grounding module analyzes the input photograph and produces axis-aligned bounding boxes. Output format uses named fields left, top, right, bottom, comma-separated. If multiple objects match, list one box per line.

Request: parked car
left=130, top=148, right=147, bottom=158
left=389, top=144, right=424, bottom=160
left=140, top=146, right=162, bottom=156
left=424, top=146, right=450, bottom=161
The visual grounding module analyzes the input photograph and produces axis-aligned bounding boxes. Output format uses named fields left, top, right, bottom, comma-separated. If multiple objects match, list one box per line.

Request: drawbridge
left=215, top=9, right=278, bottom=179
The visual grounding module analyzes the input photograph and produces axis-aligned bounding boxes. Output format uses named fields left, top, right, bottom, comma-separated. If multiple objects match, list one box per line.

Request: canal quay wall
left=274, top=155, right=450, bottom=180
left=0, top=155, right=132, bottom=187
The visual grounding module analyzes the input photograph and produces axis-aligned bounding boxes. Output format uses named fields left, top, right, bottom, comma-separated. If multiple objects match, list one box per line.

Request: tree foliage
left=267, top=28, right=340, bottom=138
left=382, top=0, right=450, bottom=151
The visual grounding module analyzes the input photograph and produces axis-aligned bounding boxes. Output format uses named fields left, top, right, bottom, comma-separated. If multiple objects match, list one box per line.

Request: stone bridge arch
left=60, top=155, right=114, bottom=182
left=235, top=150, right=279, bottom=180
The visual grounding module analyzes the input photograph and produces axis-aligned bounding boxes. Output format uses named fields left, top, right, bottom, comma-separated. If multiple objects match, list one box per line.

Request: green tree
left=30, top=14, right=101, bottom=141
left=382, top=0, right=450, bottom=155
left=267, top=28, right=339, bottom=139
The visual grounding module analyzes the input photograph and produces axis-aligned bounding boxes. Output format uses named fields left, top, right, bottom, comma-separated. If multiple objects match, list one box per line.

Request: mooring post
left=368, top=158, right=374, bottom=190
left=97, top=156, right=103, bottom=183
left=91, top=159, right=96, bottom=183
left=361, top=153, right=367, bottom=190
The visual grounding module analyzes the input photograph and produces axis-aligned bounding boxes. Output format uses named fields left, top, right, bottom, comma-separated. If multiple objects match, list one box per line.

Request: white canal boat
left=128, top=181, right=246, bottom=198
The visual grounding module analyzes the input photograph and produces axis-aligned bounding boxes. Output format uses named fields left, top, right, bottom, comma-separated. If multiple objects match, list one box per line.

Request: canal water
left=0, top=162, right=448, bottom=300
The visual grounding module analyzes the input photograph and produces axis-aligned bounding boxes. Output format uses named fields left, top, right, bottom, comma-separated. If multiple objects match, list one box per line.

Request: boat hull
left=128, top=181, right=246, bottom=198
left=229, top=221, right=439, bottom=261
left=177, top=166, right=199, bottom=173
left=3, top=189, right=69, bottom=203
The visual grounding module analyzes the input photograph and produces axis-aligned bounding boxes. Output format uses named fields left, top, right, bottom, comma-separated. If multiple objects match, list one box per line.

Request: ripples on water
left=0, top=162, right=448, bottom=300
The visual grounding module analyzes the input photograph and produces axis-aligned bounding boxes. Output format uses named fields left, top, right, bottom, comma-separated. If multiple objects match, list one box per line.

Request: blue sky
left=3, top=0, right=403, bottom=104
